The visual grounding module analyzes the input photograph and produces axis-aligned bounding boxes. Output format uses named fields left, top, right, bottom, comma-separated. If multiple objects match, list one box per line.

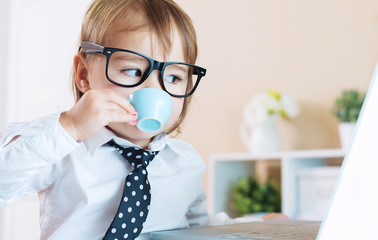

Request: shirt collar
left=84, top=128, right=169, bottom=156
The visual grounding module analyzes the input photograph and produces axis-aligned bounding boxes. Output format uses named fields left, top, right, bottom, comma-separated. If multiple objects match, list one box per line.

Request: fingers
left=83, top=89, right=137, bottom=126
left=101, top=89, right=136, bottom=114
left=60, top=89, right=138, bottom=141
left=262, top=213, right=290, bottom=221
left=97, top=89, right=137, bottom=124
left=105, top=102, right=137, bottom=124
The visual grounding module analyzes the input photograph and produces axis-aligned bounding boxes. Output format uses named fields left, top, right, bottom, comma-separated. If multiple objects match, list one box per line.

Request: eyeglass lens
left=107, top=51, right=197, bottom=96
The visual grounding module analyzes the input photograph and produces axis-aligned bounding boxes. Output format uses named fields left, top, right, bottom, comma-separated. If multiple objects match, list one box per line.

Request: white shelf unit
left=208, top=149, right=345, bottom=219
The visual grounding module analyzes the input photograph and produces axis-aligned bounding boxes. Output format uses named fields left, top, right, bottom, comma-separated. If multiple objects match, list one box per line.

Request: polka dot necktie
left=103, top=140, right=159, bottom=240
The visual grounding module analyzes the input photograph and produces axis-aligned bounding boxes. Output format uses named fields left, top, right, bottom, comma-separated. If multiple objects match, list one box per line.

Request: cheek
left=88, top=63, right=135, bottom=98
left=167, top=98, right=184, bottom=124
left=87, top=57, right=113, bottom=89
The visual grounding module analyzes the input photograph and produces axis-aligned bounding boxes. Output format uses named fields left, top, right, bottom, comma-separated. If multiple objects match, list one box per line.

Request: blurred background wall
left=0, top=0, right=9, bottom=130
left=0, top=0, right=377, bottom=195
left=0, top=0, right=378, bottom=239
left=175, top=0, right=378, bottom=181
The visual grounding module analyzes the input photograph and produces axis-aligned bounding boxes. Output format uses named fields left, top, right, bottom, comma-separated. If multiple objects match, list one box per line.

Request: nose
left=142, top=69, right=164, bottom=90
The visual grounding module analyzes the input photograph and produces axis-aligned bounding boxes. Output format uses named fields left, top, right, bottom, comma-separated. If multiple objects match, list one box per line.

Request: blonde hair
left=72, top=0, right=198, bottom=134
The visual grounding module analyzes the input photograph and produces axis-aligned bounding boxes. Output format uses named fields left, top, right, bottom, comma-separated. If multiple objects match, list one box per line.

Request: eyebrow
left=111, top=54, right=146, bottom=63
left=166, top=64, right=190, bottom=72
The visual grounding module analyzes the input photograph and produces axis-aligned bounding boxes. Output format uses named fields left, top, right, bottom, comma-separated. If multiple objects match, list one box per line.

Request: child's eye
left=165, top=75, right=182, bottom=84
left=122, top=68, right=142, bottom=78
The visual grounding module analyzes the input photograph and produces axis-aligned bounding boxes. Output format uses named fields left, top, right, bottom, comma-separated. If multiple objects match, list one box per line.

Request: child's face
left=84, top=28, right=185, bottom=147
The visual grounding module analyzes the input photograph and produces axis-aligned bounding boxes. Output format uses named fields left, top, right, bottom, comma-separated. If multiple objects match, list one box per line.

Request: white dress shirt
left=0, top=113, right=208, bottom=240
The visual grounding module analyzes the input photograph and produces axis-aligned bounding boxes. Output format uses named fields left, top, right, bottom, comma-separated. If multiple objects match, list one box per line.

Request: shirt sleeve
left=186, top=189, right=209, bottom=227
left=0, top=113, right=79, bottom=206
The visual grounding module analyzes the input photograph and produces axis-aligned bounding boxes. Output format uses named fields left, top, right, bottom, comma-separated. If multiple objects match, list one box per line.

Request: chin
left=107, top=123, right=162, bottom=144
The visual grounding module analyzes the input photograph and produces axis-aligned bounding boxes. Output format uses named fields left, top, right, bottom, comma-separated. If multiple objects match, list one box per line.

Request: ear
left=73, top=52, right=91, bottom=93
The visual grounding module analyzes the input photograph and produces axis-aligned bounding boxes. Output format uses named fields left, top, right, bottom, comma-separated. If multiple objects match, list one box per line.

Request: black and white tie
left=103, top=140, right=159, bottom=240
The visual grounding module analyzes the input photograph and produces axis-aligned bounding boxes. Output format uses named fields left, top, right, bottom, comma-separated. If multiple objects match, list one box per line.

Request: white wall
left=0, top=0, right=9, bottom=130
left=5, top=0, right=91, bottom=124
left=0, top=0, right=91, bottom=239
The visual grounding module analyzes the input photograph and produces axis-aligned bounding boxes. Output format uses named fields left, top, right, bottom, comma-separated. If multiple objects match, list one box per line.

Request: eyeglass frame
left=79, top=41, right=206, bottom=98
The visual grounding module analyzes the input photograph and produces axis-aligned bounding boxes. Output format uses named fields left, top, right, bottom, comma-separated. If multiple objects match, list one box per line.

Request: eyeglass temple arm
left=80, top=41, right=104, bottom=53
left=195, top=67, right=206, bottom=77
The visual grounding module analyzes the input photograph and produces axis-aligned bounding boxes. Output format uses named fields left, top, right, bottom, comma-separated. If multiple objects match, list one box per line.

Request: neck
left=105, top=126, right=152, bottom=150
left=130, top=138, right=151, bottom=150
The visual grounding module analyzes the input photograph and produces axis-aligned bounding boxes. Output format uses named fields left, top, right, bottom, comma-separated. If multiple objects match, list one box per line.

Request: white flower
left=243, top=89, right=300, bottom=128
left=281, top=95, right=300, bottom=119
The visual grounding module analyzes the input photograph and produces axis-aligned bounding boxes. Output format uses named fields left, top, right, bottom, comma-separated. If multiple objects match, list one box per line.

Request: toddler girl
left=0, top=0, right=208, bottom=239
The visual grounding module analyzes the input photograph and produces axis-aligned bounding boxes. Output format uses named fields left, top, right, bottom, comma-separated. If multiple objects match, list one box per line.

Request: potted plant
left=230, top=176, right=281, bottom=217
left=333, top=89, right=365, bottom=150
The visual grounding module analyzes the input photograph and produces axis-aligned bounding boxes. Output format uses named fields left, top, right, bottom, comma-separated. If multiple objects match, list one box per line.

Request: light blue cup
left=128, top=88, right=173, bottom=132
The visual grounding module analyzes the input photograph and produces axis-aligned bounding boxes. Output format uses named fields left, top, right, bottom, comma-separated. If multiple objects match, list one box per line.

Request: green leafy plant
left=230, top=176, right=281, bottom=216
left=334, top=89, right=365, bottom=122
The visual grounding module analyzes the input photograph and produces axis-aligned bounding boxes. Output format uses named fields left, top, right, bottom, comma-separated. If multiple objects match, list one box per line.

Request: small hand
left=59, top=89, right=137, bottom=141
left=262, top=212, right=290, bottom=220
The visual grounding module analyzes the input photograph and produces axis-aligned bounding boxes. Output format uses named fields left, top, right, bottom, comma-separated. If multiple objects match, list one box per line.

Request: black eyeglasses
left=79, top=42, right=206, bottom=98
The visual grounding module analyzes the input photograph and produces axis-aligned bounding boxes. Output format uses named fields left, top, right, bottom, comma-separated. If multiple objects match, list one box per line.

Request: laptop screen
left=318, top=63, right=378, bottom=239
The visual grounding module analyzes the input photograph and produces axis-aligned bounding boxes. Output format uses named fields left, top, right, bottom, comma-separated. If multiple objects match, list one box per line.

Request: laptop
left=150, top=63, right=378, bottom=240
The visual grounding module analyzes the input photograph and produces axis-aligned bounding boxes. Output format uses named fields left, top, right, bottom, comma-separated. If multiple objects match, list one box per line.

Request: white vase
left=241, top=116, right=281, bottom=154
left=338, top=122, right=356, bottom=150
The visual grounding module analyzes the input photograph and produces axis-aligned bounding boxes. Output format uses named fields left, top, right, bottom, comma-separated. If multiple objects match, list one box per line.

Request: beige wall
left=174, top=0, right=378, bottom=188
